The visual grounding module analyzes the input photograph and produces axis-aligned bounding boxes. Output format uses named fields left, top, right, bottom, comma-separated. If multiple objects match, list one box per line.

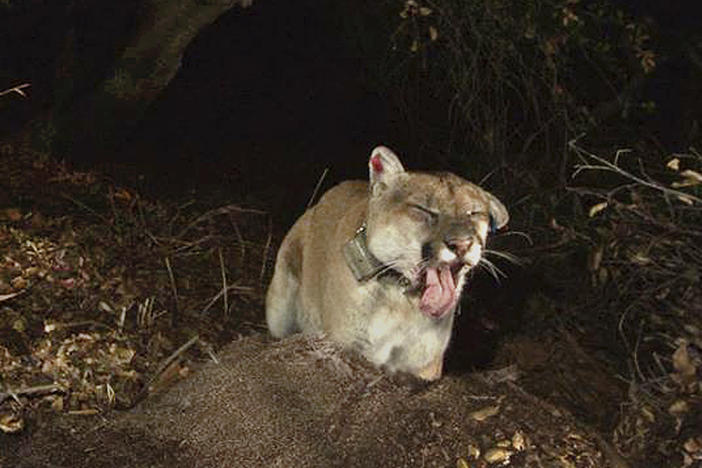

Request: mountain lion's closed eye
left=266, top=146, right=509, bottom=380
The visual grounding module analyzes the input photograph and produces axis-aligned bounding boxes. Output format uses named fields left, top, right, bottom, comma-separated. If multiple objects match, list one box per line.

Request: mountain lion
left=266, top=146, right=508, bottom=380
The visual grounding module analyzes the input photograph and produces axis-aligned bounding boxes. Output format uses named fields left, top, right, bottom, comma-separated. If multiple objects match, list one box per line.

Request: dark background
left=130, top=1, right=396, bottom=209
left=2, top=1, right=406, bottom=223
left=1, top=0, right=700, bottom=214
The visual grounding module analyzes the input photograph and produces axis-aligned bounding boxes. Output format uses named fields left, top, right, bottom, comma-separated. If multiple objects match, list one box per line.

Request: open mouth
left=417, top=263, right=466, bottom=319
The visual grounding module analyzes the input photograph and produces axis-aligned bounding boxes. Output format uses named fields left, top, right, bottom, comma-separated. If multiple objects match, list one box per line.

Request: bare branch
left=569, top=139, right=702, bottom=204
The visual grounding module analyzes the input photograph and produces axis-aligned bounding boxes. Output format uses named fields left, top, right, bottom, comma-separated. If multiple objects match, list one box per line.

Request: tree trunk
left=49, top=0, right=253, bottom=159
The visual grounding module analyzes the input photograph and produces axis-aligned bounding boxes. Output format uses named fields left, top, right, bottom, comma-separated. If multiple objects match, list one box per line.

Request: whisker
left=483, top=249, right=523, bottom=266
left=496, top=230, right=532, bottom=245
left=478, top=257, right=506, bottom=282
left=478, top=264, right=500, bottom=283
left=369, top=258, right=423, bottom=289
left=414, top=258, right=431, bottom=271
left=373, top=262, right=399, bottom=277
left=476, top=262, right=499, bottom=282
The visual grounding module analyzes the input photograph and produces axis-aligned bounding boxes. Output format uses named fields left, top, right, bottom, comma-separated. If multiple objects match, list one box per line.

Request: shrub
left=387, top=0, right=656, bottom=175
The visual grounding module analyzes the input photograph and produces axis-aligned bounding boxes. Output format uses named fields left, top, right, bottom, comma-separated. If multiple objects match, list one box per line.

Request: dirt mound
left=2, top=334, right=612, bottom=467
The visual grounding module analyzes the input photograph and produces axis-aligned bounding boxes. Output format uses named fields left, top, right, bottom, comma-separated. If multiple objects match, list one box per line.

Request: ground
left=4, top=335, right=614, bottom=467
left=0, top=142, right=699, bottom=467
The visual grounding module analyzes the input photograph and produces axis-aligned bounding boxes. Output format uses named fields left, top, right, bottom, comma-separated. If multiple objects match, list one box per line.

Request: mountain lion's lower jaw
left=265, top=145, right=509, bottom=380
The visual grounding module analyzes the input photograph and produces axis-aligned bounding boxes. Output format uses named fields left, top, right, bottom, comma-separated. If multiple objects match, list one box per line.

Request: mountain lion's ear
left=369, top=146, right=405, bottom=189
left=485, top=192, right=509, bottom=234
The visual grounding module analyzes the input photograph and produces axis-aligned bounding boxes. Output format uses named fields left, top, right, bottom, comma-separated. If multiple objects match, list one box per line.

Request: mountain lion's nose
left=446, top=238, right=473, bottom=257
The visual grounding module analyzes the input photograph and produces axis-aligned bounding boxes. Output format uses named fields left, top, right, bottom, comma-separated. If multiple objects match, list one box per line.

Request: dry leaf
left=0, top=208, right=22, bottom=221
left=512, top=430, right=526, bottom=451
left=51, top=396, right=64, bottom=412
left=681, top=169, right=702, bottom=183
left=10, top=276, right=27, bottom=290
left=678, top=195, right=694, bottom=205
left=112, top=187, right=134, bottom=203
left=672, top=169, right=702, bottom=188
left=630, top=252, right=651, bottom=265
left=0, top=413, right=24, bottom=433
left=673, top=342, right=696, bottom=377
left=469, top=404, right=500, bottom=421
left=467, top=444, right=480, bottom=459
left=588, top=201, right=608, bottom=217
left=683, top=436, right=702, bottom=454
left=666, top=157, right=680, bottom=170
left=429, top=26, right=438, bottom=41
left=641, top=406, right=655, bottom=423
left=668, top=399, right=689, bottom=416
left=483, top=448, right=513, bottom=463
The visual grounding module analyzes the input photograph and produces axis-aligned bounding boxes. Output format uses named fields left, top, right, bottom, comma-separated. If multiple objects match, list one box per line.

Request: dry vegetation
left=0, top=139, right=620, bottom=468
left=1, top=132, right=699, bottom=467
left=1, top=2, right=702, bottom=465
left=379, top=1, right=702, bottom=464
left=0, top=141, right=272, bottom=429
left=568, top=143, right=702, bottom=465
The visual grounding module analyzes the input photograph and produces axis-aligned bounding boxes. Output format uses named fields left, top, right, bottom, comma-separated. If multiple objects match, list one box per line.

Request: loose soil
left=4, top=335, right=613, bottom=468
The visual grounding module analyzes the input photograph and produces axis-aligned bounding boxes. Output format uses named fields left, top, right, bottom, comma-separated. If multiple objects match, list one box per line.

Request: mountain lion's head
left=364, top=146, right=509, bottom=319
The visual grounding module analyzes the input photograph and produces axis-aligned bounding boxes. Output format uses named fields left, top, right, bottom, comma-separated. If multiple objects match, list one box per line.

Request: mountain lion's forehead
left=396, top=172, right=489, bottom=212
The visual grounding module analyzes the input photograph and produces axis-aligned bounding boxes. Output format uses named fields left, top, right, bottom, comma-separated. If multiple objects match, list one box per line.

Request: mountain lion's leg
left=265, top=233, right=302, bottom=338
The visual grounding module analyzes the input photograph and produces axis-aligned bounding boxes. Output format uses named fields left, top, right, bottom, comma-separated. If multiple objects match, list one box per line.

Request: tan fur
left=266, top=146, right=508, bottom=380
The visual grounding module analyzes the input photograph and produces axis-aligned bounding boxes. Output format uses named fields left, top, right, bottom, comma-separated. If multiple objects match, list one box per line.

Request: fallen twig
left=177, top=204, right=266, bottom=239
left=44, top=320, right=113, bottom=332
left=0, top=292, right=21, bottom=303
left=124, top=334, right=199, bottom=408
left=201, top=283, right=255, bottom=314
left=0, top=383, right=64, bottom=404
left=164, top=256, right=179, bottom=318
left=260, top=216, right=273, bottom=284
left=218, top=247, right=228, bottom=316
left=61, top=193, right=111, bottom=224
left=230, top=219, right=246, bottom=260
left=0, top=83, right=30, bottom=98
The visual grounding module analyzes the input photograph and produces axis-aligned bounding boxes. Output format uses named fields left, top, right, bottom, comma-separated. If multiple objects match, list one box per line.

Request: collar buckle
left=343, top=224, right=385, bottom=282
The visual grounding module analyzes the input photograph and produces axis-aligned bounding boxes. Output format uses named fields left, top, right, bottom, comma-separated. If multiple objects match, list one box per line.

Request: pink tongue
left=420, top=266, right=457, bottom=318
